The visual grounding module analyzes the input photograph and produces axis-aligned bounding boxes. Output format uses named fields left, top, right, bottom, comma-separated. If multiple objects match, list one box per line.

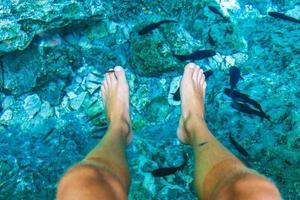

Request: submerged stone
left=0, top=1, right=109, bottom=55
left=130, top=20, right=202, bottom=76
left=23, top=94, right=41, bottom=118
left=69, top=92, right=87, bottom=110
left=0, top=109, right=13, bottom=121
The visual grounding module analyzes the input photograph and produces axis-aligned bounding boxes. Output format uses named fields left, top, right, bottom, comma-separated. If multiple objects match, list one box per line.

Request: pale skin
left=57, top=63, right=282, bottom=200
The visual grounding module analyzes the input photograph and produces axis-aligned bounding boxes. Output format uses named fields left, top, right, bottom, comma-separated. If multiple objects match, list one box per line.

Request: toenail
left=188, top=64, right=195, bottom=68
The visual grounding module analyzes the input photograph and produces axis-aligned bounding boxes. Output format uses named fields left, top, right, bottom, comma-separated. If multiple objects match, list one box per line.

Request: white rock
left=0, top=109, right=13, bottom=121
left=40, top=101, right=53, bottom=119
left=2, top=96, right=14, bottom=110
left=67, top=91, right=77, bottom=99
left=168, top=76, right=182, bottom=106
left=107, top=21, right=118, bottom=34
left=225, top=55, right=236, bottom=67
left=23, top=94, right=41, bottom=118
left=69, top=92, right=87, bottom=110
left=232, top=52, right=249, bottom=65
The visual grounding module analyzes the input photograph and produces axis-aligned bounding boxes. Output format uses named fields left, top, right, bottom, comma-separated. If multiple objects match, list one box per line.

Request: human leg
left=178, top=63, right=281, bottom=200
left=57, top=66, right=131, bottom=200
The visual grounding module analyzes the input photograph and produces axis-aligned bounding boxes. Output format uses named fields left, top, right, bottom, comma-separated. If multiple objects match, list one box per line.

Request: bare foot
left=101, top=66, right=132, bottom=144
left=177, top=63, right=206, bottom=144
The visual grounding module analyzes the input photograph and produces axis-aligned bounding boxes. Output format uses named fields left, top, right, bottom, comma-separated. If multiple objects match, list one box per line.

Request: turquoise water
left=0, top=0, right=299, bottom=199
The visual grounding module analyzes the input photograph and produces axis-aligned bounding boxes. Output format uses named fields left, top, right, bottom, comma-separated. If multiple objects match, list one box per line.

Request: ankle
left=183, top=115, right=210, bottom=144
left=109, top=120, right=130, bottom=136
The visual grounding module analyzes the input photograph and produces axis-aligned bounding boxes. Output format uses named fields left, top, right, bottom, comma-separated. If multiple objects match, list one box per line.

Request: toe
left=105, top=73, right=111, bottom=86
left=107, top=69, right=117, bottom=85
left=200, top=73, right=205, bottom=86
left=114, top=66, right=126, bottom=82
left=197, top=68, right=203, bottom=83
left=183, top=63, right=196, bottom=79
left=192, top=66, right=200, bottom=81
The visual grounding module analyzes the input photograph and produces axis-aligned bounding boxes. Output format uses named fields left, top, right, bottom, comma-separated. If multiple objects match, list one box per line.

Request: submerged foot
left=101, top=66, right=132, bottom=144
left=177, top=63, right=207, bottom=144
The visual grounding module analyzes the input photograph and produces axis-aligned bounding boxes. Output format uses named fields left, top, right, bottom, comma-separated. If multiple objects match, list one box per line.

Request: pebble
left=2, top=96, right=15, bottom=110
left=69, top=92, right=87, bottom=110
left=40, top=101, right=53, bottom=119
left=23, top=94, right=41, bottom=118
left=0, top=109, right=13, bottom=121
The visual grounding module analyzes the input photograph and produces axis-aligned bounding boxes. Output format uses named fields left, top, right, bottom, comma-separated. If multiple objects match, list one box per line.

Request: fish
left=138, top=20, right=178, bottom=35
left=172, top=70, right=213, bottom=101
left=91, top=86, right=101, bottom=96
left=229, top=133, right=249, bottom=157
left=172, top=86, right=181, bottom=101
left=173, top=50, right=216, bottom=61
left=152, top=153, right=188, bottom=177
left=92, top=126, right=108, bottom=133
left=229, top=66, right=243, bottom=90
left=88, top=99, right=98, bottom=109
left=204, top=70, right=213, bottom=79
left=87, top=80, right=102, bottom=85
left=231, top=102, right=270, bottom=121
left=224, top=89, right=264, bottom=113
left=268, top=12, right=300, bottom=24
left=86, top=112, right=103, bottom=123
left=43, top=128, right=55, bottom=141
left=208, top=6, right=225, bottom=19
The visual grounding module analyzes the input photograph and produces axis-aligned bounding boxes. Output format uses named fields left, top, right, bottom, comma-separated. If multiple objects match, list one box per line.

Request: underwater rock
left=208, top=22, right=247, bottom=55
left=145, top=96, right=170, bottom=122
left=38, top=80, right=67, bottom=106
left=0, top=109, right=12, bottom=121
left=1, top=96, right=15, bottom=110
left=131, top=85, right=152, bottom=112
left=23, top=94, right=41, bottom=118
left=87, top=22, right=109, bottom=40
left=40, top=101, right=53, bottom=119
left=130, top=20, right=202, bottom=76
left=85, top=72, right=102, bottom=95
left=69, top=92, right=87, bottom=110
left=0, top=1, right=109, bottom=55
left=1, top=40, right=78, bottom=97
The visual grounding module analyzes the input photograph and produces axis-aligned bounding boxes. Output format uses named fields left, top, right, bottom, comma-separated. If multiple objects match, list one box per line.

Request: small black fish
left=91, top=86, right=101, bottom=96
left=208, top=29, right=216, bottom=46
left=268, top=12, right=300, bottom=24
left=231, top=102, right=270, bottom=121
left=88, top=99, right=98, bottom=109
left=92, top=126, right=108, bottom=133
left=152, top=153, right=188, bottom=177
left=138, top=20, right=178, bottom=35
left=88, top=80, right=102, bottom=85
left=172, top=70, right=213, bottom=101
left=172, top=86, right=181, bottom=101
left=174, top=50, right=216, bottom=61
left=229, top=133, right=249, bottom=157
left=229, top=66, right=243, bottom=90
left=86, top=112, right=103, bottom=123
left=208, top=6, right=225, bottom=19
left=43, top=128, right=55, bottom=141
left=224, top=89, right=264, bottom=113
left=204, top=70, right=213, bottom=79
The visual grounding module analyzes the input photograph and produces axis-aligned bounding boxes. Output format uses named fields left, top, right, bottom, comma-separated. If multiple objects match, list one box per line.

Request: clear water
left=0, top=0, right=299, bottom=199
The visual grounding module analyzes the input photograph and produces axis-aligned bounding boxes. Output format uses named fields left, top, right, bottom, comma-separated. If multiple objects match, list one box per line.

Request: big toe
left=114, top=66, right=126, bottom=82
left=183, top=63, right=197, bottom=80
